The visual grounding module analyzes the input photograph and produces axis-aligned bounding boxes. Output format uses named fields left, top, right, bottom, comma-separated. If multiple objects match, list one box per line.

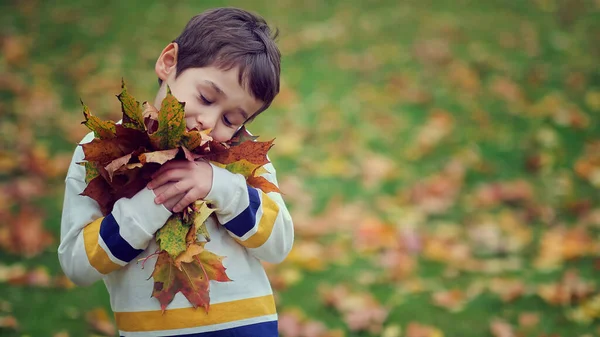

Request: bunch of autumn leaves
left=79, top=81, right=279, bottom=312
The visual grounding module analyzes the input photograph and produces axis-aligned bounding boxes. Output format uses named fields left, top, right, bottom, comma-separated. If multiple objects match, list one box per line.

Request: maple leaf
left=178, top=257, right=211, bottom=312
left=156, top=214, right=190, bottom=259
left=78, top=161, right=99, bottom=184
left=142, top=101, right=159, bottom=133
left=182, top=128, right=212, bottom=151
left=174, top=243, right=204, bottom=269
left=81, top=100, right=116, bottom=139
left=138, top=148, right=179, bottom=165
left=221, top=159, right=264, bottom=178
left=80, top=176, right=114, bottom=215
left=117, top=80, right=145, bottom=131
left=81, top=137, right=129, bottom=166
left=152, top=245, right=230, bottom=313
left=104, top=153, right=132, bottom=181
left=189, top=200, right=215, bottom=242
left=230, top=126, right=259, bottom=146
left=151, top=251, right=179, bottom=312
left=194, top=244, right=231, bottom=282
left=247, top=175, right=281, bottom=193
left=149, top=86, right=186, bottom=150
left=204, top=140, right=273, bottom=166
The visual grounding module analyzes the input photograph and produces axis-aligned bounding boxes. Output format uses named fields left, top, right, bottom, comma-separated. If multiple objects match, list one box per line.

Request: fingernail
left=154, top=197, right=161, bottom=204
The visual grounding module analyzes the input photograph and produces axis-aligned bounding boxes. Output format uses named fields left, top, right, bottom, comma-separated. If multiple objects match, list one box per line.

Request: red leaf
left=196, top=248, right=232, bottom=282
left=151, top=252, right=179, bottom=313
left=178, top=259, right=211, bottom=312
left=81, top=176, right=114, bottom=215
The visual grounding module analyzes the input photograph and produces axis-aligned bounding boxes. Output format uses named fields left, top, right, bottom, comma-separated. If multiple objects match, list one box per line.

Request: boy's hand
left=147, top=160, right=213, bottom=213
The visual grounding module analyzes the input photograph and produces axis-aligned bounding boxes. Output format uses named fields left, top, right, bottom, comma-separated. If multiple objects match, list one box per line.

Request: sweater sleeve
left=205, top=160, right=294, bottom=264
left=58, top=132, right=172, bottom=286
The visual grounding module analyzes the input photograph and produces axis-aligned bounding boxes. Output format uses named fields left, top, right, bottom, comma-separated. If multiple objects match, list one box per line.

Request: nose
left=195, top=110, right=219, bottom=131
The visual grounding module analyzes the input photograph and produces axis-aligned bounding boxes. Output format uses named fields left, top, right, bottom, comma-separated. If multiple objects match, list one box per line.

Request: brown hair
left=170, top=7, right=281, bottom=118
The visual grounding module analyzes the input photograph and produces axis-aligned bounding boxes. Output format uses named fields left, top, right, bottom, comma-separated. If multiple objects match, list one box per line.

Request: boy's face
left=154, top=44, right=264, bottom=143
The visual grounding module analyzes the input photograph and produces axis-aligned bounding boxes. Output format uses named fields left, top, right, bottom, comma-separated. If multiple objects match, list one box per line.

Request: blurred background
left=1, top=0, right=600, bottom=336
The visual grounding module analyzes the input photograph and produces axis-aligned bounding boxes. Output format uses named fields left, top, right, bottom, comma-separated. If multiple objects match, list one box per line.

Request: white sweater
left=58, top=131, right=294, bottom=337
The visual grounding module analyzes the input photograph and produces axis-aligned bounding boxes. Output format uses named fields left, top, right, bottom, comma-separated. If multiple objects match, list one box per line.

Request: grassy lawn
left=1, top=0, right=600, bottom=336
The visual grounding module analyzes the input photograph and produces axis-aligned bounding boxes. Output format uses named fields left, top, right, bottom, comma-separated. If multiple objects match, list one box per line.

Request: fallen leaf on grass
left=488, top=278, right=527, bottom=302
left=405, top=322, right=444, bottom=337
left=0, top=206, right=53, bottom=257
left=518, top=312, right=540, bottom=329
left=490, top=319, right=515, bottom=337
left=86, top=308, right=116, bottom=337
left=431, top=289, right=470, bottom=312
left=0, top=315, right=18, bottom=330
left=537, top=269, right=595, bottom=306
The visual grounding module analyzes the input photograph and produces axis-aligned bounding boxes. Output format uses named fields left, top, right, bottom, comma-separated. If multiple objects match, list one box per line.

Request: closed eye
left=199, top=94, right=213, bottom=105
left=223, top=115, right=233, bottom=127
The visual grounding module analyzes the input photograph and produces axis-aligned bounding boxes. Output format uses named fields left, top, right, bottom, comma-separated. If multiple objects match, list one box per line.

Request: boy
left=59, top=8, right=294, bottom=337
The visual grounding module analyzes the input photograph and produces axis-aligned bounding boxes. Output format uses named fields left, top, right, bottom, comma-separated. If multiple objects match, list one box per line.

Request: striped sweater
left=59, top=131, right=294, bottom=337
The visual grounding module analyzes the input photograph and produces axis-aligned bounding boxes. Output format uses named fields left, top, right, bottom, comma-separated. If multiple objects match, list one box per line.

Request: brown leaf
left=104, top=153, right=132, bottom=181
left=0, top=207, right=53, bottom=257
left=80, top=176, right=114, bottom=215
left=205, top=140, right=273, bottom=166
left=142, top=101, right=159, bottom=133
left=139, top=148, right=179, bottom=165
left=81, top=137, right=128, bottom=166
left=178, top=257, right=211, bottom=312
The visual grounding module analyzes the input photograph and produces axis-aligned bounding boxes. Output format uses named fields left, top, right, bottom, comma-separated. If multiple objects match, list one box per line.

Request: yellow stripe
left=83, top=218, right=121, bottom=274
left=115, top=295, right=276, bottom=332
left=236, top=192, right=279, bottom=248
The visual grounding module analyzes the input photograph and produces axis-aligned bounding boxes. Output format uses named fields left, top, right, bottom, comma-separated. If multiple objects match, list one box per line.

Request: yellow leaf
left=174, top=243, right=204, bottom=270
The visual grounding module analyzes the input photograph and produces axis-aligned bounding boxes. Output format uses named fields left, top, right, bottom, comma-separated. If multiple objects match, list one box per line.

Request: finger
left=151, top=181, right=175, bottom=196
left=162, top=193, right=186, bottom=212
left=155, top=180, right=195, bottom=204
left=147, top=168, right=187, bottom=189
left=172, top=188, right=201, bottom=213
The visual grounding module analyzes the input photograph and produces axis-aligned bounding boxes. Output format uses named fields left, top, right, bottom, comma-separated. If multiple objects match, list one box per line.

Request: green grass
left=1, top=0, right=600, bottom=336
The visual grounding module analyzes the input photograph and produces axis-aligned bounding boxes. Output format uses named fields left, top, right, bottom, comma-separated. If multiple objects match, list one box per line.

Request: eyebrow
left=204, top=80, right=249, bottom=120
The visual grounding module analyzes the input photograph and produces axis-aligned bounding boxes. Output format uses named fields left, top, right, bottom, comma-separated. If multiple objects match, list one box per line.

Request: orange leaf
left=247, top=175, right=281, bottom=194
left=205, top=140, right=273, bottom=166
left=174, top=243, right=204, bottom=270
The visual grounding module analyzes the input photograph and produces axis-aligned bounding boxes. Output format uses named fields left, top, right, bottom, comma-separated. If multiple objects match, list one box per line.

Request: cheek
left=211, top=127, right=235, bottom=143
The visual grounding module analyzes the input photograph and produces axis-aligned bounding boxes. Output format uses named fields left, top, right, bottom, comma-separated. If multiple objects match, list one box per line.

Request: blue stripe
left=120, top=320, right=278, bottom=337
left=100, top=213, right=144, bottom=262
left=223, top=186, right=261, bottom=237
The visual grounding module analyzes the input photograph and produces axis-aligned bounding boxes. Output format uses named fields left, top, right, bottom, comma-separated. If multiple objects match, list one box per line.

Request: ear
left=155, top=43, right=179, bottom=81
